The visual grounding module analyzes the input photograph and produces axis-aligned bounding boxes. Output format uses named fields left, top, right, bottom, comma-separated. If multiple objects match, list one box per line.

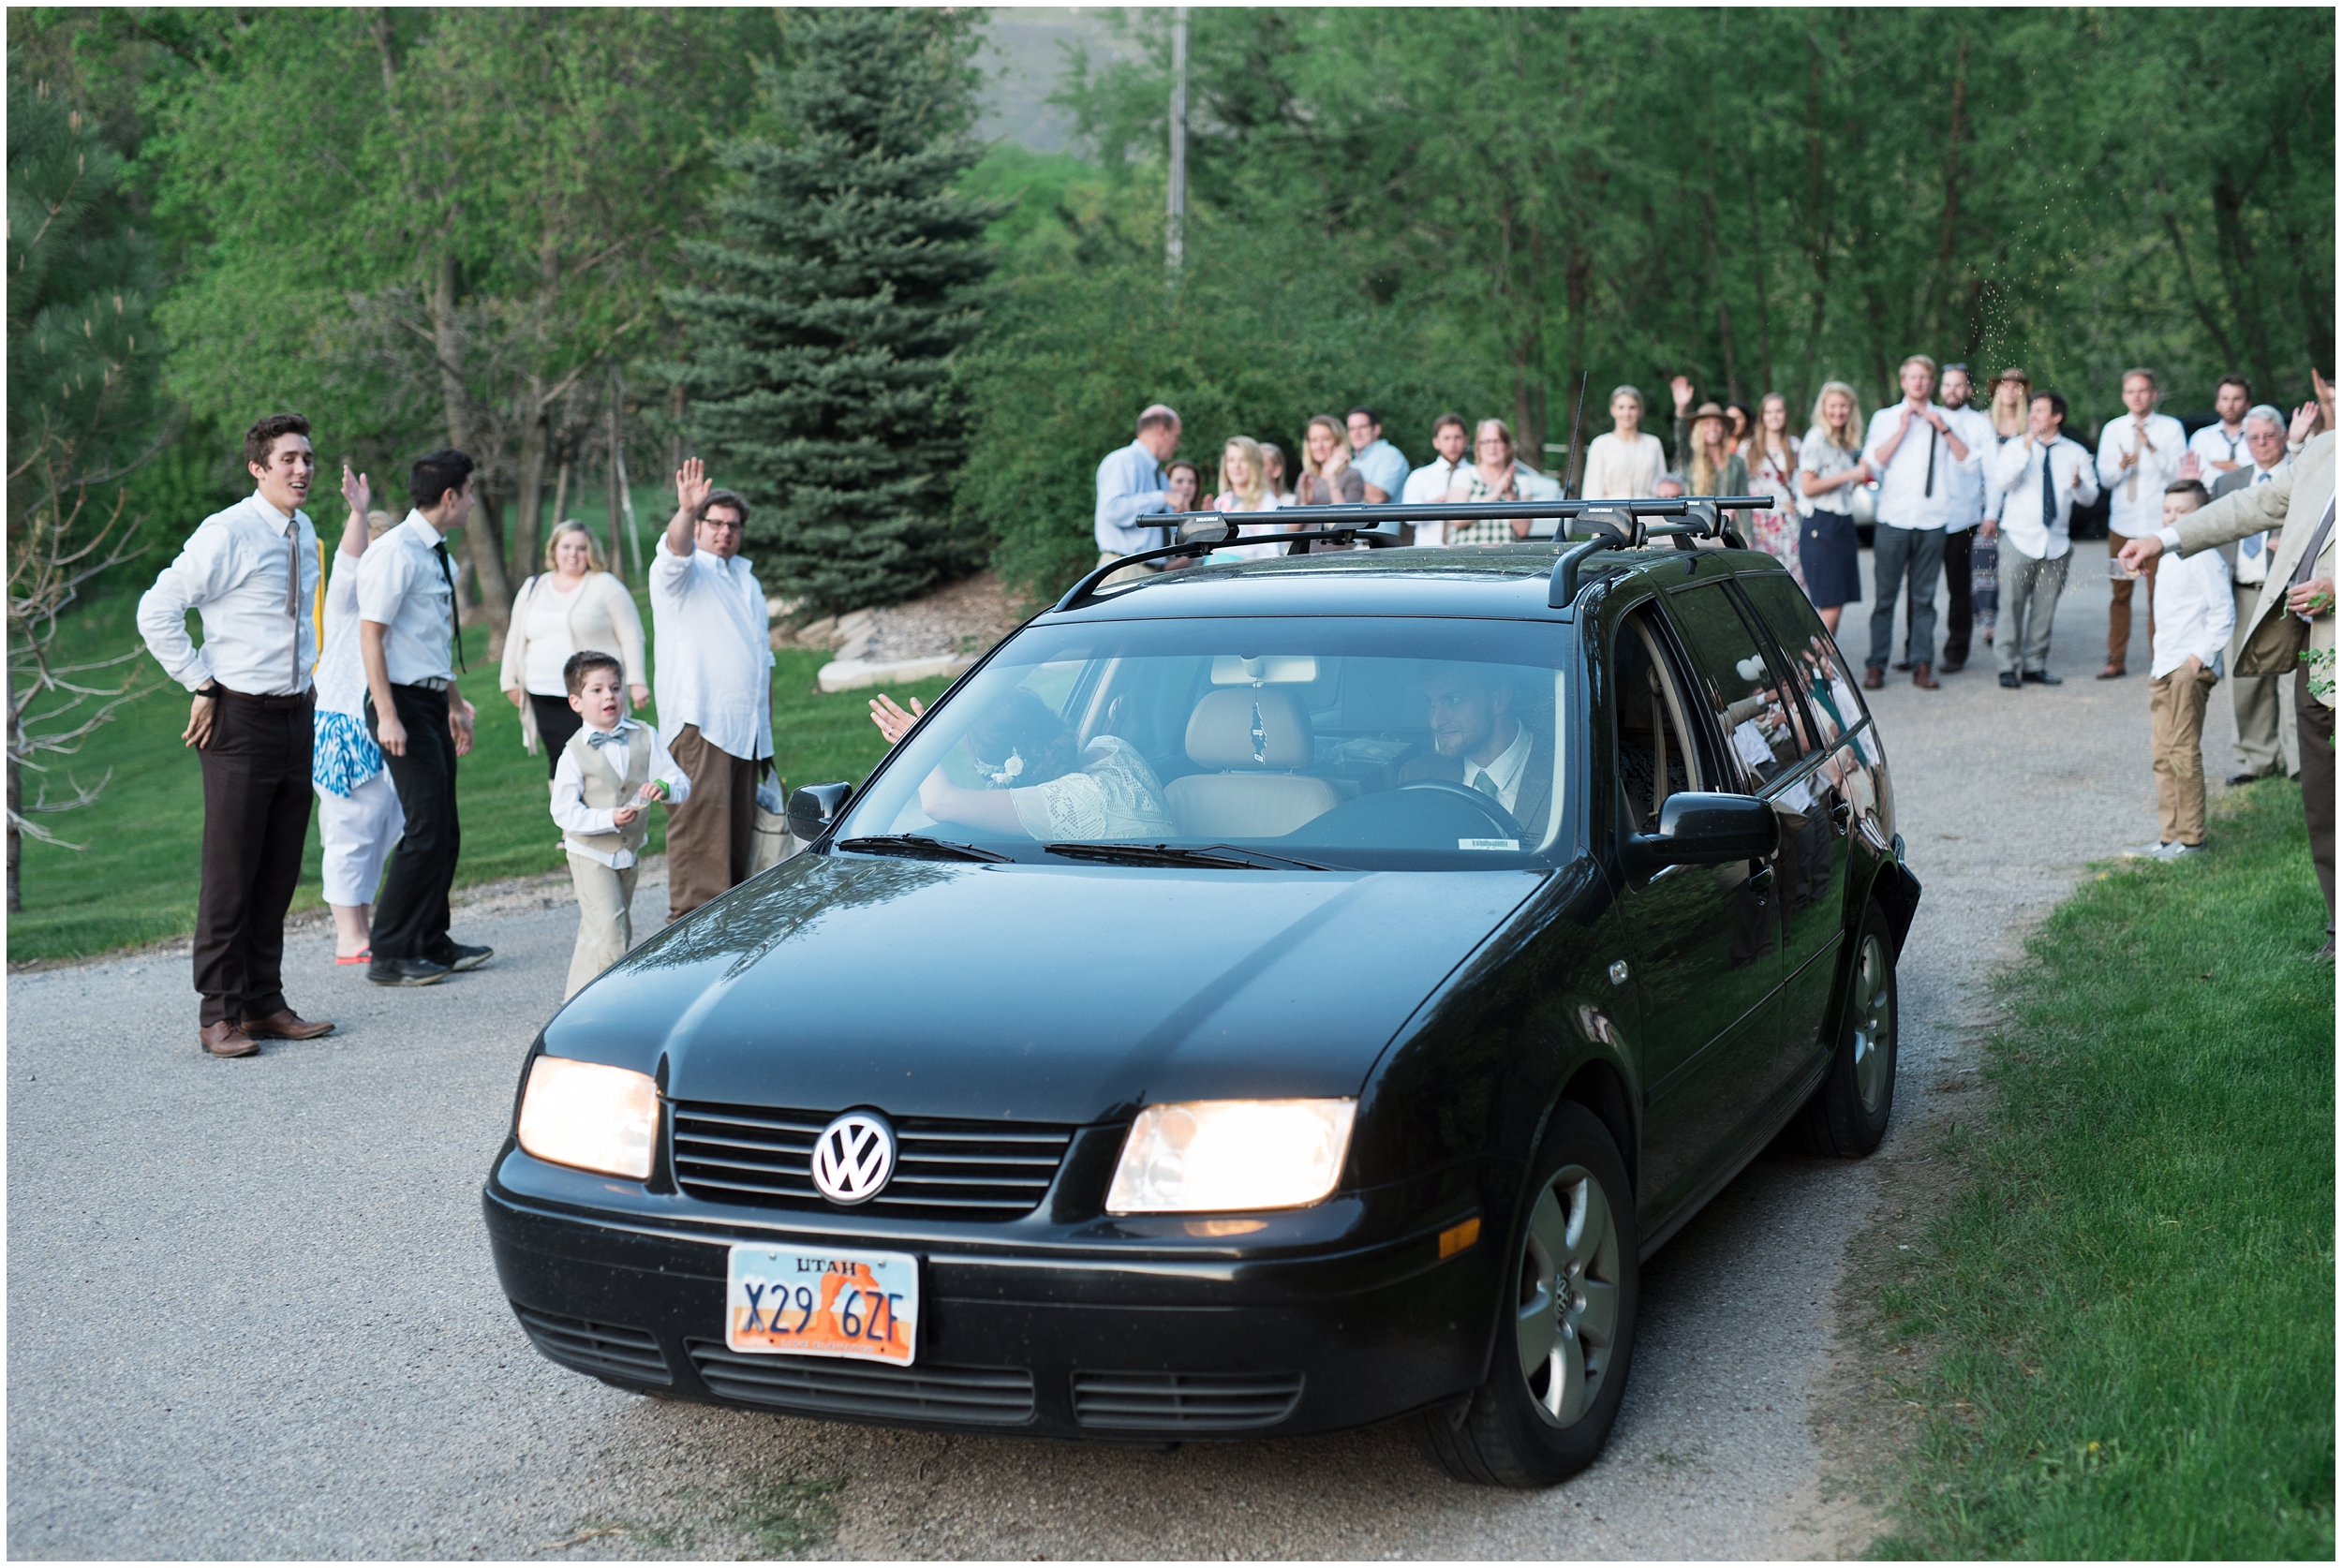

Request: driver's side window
left=1613, top=606, right=1706, bottom=836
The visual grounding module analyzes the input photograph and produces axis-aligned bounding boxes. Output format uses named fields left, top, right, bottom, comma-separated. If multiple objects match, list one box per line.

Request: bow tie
left=586, top=721, right=637, bottom=748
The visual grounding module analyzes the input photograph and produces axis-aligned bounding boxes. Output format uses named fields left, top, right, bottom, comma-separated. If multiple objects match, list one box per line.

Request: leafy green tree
left=146, top=7, right=778, bottom=644
left=1054, top=7, right=2333, bottom=459
left=7, top=58, right=170, bottom=909
left=672, top=7, right=999, bottom=618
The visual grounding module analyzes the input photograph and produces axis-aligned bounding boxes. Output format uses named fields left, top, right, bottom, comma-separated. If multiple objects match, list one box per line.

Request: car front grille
left=688, top=1340, right=1035, bottom=1425
left=669, top=1100, right=1075, bottom=1220
left=512, top=1304, right=673, bottom=1386
left=1071, top=1369, right=1306, bottom=1430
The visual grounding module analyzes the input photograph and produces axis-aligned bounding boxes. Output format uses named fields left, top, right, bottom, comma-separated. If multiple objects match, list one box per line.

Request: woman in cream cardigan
left=499, top=521, right=649, bottom=775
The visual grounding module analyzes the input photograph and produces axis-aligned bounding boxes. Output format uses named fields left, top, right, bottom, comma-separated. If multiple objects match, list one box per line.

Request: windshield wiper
left=1043, top=841, right=1331, bottom=871
left=836, top=834, right=1013, bottom=864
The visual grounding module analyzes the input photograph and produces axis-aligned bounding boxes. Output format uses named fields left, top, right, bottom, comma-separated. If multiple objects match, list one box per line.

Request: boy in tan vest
left=550, top=651, right=690, bottom=998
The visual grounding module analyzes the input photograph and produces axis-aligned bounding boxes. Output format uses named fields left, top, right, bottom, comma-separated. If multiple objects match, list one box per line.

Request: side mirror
left=1628, top=791, right=1778, bottom=873
left=787, top=782, right=853, bottom=844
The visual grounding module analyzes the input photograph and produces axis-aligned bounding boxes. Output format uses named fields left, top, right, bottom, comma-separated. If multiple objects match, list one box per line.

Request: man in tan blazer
left=2123, top=429, right=2335, bottom=952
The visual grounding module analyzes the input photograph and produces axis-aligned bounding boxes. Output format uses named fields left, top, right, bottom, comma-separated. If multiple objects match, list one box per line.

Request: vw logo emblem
left=810, top=1111, right=896, bottom=1206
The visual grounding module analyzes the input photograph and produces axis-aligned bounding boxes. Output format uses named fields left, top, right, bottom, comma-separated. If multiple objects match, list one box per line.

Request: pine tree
left=673, top=8, right=999, bottom=617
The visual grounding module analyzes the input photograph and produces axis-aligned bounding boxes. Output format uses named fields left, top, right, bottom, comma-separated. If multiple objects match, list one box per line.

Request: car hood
left=542, top=852, right=1543, bottom=1125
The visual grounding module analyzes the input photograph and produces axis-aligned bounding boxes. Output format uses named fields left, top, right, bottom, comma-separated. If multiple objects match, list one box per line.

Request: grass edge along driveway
left=1863, top=778, right=2334, bottom=1560
left=9, top=594, right=955, bottom=964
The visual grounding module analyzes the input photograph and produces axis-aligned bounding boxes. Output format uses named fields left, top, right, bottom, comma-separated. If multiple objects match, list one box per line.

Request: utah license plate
left=724, top=1244, right=918, bottom=1365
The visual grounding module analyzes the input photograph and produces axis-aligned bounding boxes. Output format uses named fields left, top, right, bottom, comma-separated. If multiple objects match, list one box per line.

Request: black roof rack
left=1053, top=496, right=1771, bottom=614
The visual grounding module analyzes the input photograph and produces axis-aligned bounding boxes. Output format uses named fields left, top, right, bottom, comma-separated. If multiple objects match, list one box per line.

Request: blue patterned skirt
left=313, top=708, right=384, bottom=797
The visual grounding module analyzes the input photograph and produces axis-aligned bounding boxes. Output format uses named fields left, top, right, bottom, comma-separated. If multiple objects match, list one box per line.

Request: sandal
left=334, top=947, right=372, bottom=966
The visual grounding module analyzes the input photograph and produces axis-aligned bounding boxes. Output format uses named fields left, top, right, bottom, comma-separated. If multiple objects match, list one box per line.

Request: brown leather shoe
left=1912, top=663, right=1940, bottom=689
left=200, top=1020, right=259, bottom=1058
left=1861, top=666, right=1886, bottom=690
left=241, top=1008, right=335, bottom=1041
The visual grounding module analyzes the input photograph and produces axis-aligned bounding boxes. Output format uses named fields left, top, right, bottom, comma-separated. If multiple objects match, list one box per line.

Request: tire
left=1789, top=899, right=1898, bottom=1157
left=1413, top=1101, right=1639, bottom=1487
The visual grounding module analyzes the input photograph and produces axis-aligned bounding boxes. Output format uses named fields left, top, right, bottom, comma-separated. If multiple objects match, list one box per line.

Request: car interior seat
left=1164, top=688, right=1341, bottom=839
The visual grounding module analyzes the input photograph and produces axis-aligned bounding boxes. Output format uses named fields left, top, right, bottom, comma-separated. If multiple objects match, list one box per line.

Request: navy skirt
left=1800, top=510, right=1861, bottom=609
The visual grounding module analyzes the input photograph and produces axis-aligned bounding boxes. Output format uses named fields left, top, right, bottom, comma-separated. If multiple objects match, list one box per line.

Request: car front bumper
left=484, top=1148, right=1502, bottom=1442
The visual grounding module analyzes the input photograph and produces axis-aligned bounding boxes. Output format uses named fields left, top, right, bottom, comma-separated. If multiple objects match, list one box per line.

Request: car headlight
left=516, top=1056, right=658, bottom=1180
left=1104, top=1099, right=1356, bottom=1215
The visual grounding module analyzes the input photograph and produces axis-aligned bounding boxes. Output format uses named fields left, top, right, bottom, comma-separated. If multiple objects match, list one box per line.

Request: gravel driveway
left=7, top=554, right=2235, bottom=1559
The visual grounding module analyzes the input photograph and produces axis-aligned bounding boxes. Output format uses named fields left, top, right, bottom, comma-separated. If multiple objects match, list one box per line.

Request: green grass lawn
left=8, top=590, right=956, bottom=963
left=1868, top=778, right=2335, bottom=1560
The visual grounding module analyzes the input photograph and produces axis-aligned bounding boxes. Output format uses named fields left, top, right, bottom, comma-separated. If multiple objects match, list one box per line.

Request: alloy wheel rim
left=1514, top=1164, right=1623, bottom=1429
left=1850, top=932, right=1892, bottom=1117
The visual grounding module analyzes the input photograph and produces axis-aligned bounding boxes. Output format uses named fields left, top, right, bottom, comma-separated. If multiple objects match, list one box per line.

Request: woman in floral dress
left=1743, top=392, right=1805, bottom=589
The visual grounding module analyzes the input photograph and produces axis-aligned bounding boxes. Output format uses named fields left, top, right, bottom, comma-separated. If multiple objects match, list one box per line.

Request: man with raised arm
left=2122, top=426, right=2336, bottom=954
left=136, top=413, right=335, bottom=1055
left=651, top=458, right=774, bottom=922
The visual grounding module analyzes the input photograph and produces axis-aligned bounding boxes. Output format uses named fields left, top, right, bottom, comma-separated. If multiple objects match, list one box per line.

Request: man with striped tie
left=358, top=448, right=489, bottom=987
left=137, top=413, right=338, bottom=1056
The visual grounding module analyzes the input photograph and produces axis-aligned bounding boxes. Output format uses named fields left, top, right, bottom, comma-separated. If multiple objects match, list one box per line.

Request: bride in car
left=867, top=687, right=1176, bottom=842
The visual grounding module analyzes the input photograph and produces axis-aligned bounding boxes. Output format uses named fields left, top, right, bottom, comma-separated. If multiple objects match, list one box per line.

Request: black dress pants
left=195, top=690, right=316, bottom=1026
left=368, top=683, right=461, bottom=963
left=1941, top=527, right=1975, bottom=663
left=530, top=692, right=584, bottom=779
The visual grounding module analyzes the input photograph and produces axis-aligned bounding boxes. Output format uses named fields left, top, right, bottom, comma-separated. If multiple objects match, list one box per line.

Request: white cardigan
left=498, top=570, right=649, bottom=752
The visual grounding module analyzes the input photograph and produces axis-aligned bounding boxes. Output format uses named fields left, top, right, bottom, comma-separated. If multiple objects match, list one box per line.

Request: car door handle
left=1830, top=799, right=1852, bottom=830
left=1747, top=864, right=1776, bottom=894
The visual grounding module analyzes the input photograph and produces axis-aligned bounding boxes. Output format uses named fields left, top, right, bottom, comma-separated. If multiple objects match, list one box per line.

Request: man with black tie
left=358, top=449, right=489, bottom=985
left=137, top=413, right=339, bottom=1057
left=2124, top=429, right=2336, bottom=954
left=2207, top=407, right=2295, bottom=783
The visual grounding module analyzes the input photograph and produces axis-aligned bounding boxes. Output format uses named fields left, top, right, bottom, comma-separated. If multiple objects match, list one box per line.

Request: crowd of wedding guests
left=1096, top=363, right=2336, bottom=950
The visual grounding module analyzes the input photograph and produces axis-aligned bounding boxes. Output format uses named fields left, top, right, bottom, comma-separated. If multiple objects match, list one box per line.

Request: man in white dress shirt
left=136, top=413, right=336, bottom=1056
left=652, top=458, right=774, bottom=922
left=1344, top=407, right=1409, bottom=504
left=1988, top=392, right=2100, bottom=688
left=1399, top=413, right=1470, bottom=546
left=1093, top=406, right=1181, bottom=581
left=1933, top=364, right=1999, bottom=673
left=1397, top=665, right=1555, bottom=844
left=1860, top=354, right=1976, bottom=688
left=2186, top=375, right=2255, bottom=481
left=359, top=448, right=487, bottom=986
left=2094, top=368, right=2186, bottom=678
left=2208, top=407, right=2295, bottom=782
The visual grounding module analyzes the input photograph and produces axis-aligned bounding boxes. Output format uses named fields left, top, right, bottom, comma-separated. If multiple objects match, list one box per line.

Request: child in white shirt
left=551, top=652, right=691, bottom=997
left=2127, top=481, right=2235, bottom=859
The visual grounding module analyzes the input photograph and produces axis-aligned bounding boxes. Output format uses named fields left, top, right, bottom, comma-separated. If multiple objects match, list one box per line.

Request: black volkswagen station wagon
left=485, top=503, right=1920, bottom=1487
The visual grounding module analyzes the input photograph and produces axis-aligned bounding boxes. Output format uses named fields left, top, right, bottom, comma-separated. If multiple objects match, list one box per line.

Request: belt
left=395, top=676, right=453, bottom=693
left=216, top=687, right=314, bottom=710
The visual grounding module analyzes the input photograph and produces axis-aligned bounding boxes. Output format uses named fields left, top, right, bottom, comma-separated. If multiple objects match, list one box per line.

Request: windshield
left=835, top=616, right=1571, bottom=870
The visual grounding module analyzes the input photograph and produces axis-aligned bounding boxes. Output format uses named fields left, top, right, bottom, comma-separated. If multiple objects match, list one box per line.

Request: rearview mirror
left=1629, top=791, right=1777, bottom=872
left=787, top=782, right=853, bottom=844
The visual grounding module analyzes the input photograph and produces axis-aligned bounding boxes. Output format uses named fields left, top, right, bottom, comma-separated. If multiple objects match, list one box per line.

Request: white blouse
left=1580, top=432, right=1667, bottom=500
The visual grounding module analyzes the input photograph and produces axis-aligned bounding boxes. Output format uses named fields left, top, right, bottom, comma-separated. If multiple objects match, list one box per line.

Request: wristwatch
left=195, top=683, right=223, bottom=700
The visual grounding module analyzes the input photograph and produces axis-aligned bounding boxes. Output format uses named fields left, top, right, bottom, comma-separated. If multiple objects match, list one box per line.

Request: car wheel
left=1789, top=899, right=1898, bottom=1157
left=1413, top=1101, right=1639, bottom=1487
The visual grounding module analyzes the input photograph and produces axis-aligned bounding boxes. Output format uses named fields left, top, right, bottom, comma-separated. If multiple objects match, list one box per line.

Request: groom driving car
left=1400, top=664, right=1555, bottom=843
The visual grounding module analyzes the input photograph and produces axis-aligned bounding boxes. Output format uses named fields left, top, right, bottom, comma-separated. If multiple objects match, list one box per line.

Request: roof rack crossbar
left=1054, top=496, right=1777, bottom=614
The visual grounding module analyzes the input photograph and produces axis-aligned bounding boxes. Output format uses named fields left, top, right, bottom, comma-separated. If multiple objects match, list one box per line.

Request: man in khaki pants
left=2125, top=427, right=2337, bottom=954
left=650, top=458, right=774, bottom=921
